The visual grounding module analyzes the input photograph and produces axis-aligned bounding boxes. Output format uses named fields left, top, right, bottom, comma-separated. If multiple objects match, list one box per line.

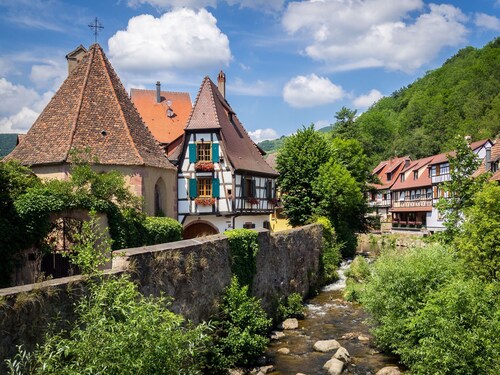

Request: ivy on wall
left=224, top=229, right=259, bottom=287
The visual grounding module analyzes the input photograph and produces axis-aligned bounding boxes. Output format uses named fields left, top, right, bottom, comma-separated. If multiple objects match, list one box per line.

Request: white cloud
left=474, top=13, right=500, bottom=31
left=0, top=78, right=53, bottom=133
left=108, top=9, right=231, bottom=79
left=30, top=61, right=66, bottom=90
left=229, top=78, right=274, bottom=96
left=314, top=119, right=330, bottom=129
left=248, top=128, right=278, bottom=143
left=283, top=74, right=345, bottom=108
left=283, top=0, right=468, bottom=72
left=128, top=0, right=285, bottom=12
left=353, top=89, right=384, bottom=109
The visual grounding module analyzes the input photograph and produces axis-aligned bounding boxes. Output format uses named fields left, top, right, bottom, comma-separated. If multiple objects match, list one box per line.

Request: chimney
left=156, top=81, right=161, bottom=103
left=65, top=45, right=87, bottom=76
left=217, top=70, right=226, bottom=98
left=485, top=147, right=492, bottom=172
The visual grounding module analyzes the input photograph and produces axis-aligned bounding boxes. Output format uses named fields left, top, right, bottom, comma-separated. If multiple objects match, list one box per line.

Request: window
left=198, top=178, right=212, bottom=197
left=435, top=165, right=441, bottom=176
left=492, top=161, right=499, bottom=173
left=400, top=174, right=405, bottom=182
left=386, top=172, right=392, bottom=181
left=426, top=188, right=432, bottom=199
left=413, top=171, right=418, bottom=180
left=415, top=190, right=421, bottom=200
left=266, top=180, right=274, bottom=199
left=399, top=191, right=405, bottom=201
left=410, top=191, right=415, bottom=200
left=243, top=177, right=256, bottom=198
left=197, top=142, right=211, bottom=161
left=433, top=186, right=438, bottom=199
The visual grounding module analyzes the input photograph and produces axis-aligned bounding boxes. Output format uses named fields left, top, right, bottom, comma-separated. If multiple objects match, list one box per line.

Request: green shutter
left=189, top=178, right=197, bottom=199
left=212, top=178, right=220, bottom=198
left=212, top=143, right=219, bottom=163
left=189, top=144, right=197, bottom=163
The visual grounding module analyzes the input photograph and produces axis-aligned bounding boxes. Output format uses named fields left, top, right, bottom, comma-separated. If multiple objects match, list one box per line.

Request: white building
left=174, top=72, right=279, bottom=238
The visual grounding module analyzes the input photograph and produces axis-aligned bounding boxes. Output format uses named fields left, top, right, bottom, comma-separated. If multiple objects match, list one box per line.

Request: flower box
left=247, top=197, right=258, bottom=205
left=194, top=161, right=215, bottom=172
left=194, top=197, right=216, bottom=206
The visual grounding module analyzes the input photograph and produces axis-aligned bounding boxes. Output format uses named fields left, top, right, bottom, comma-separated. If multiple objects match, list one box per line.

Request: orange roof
left=428, top=138, right=492, bottom=166
left=371, top=156, right=410, bottom=190
left=130, top=89, right=192, bottom=145
left=6, top=44, right=174, bottom=170
left=474, top=139, right=500, bottom=179
left=390, top=155, right=434, bottom=191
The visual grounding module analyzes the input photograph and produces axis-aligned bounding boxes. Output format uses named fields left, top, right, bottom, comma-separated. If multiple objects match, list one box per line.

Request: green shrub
left=360, top=244, right=461, bottom=352
left=343, top=255, right=371, bottom=302
left=214, top=277, right=271, bottom=368
left=143, top=216, right=182, bottom=245
left=277, top=292, right=304, bottom=321
left=225, top=229, right=259, bottom=287
left=399, top=278, right=500, bottom=375
left=315, top=216, right=342, bottom=284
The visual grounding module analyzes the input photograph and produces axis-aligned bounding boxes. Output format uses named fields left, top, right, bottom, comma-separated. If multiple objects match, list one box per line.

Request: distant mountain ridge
left=0, top=134, right=17, bottom=157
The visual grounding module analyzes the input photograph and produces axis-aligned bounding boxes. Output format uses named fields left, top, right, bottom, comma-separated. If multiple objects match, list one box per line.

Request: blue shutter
left=189, top=144, right=197, bottom=163
left=189, top=178, right=197, bottom=199
left=212, top=143, right=219, bottom=162
left=212, top=178, right=220, bottom=198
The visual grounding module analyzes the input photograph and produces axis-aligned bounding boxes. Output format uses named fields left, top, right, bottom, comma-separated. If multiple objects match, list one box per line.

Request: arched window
left=154, top=177, right=166, bottom=216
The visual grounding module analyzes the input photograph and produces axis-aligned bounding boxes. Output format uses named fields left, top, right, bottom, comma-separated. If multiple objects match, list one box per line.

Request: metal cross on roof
left=88, top=17, right=104, bottom=43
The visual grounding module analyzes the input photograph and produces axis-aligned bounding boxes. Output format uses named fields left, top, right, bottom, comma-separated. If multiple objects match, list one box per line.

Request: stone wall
left=0, top=224, right=322, bottom=361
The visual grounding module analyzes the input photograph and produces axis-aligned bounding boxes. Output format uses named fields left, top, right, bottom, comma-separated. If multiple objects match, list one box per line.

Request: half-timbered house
left=176, top=72, right=279, bottom=238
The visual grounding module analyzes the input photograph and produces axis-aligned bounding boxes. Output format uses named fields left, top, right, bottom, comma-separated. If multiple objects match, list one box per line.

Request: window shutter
left=189, top=178, right=197, bottom=199
left=241, top=177, right=246, bottom=197
left=189, top=144, right=197, bottom=163
left=212, top=143, right=219, bottom=163
left=212, top=178, right=220, bottom=198
left=251, top=180, right=256, bottom=198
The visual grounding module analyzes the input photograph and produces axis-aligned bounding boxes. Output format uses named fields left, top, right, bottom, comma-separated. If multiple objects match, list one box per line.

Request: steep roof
left=474, top=139, right=500, bottom=179
left=390, top=155, right=434, bottom=191
left=185, top=77, right=278, bottom=177
left=371, top=156, right=410, bottom=190
left=130, top=88, right=192, bottom=146
left=6, top=44, right=174, bottom=170
left=428, top=138, right=492, bottom=166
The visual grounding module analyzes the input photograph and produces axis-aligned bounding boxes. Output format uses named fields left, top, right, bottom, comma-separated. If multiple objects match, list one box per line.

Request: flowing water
left=266, top=262, right=400, bottom=375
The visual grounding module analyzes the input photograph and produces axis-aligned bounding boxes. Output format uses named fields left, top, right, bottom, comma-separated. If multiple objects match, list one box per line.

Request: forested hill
left=258, top=38, right=500, bottom=164
left=354, top=37, right=500, bottom=163
left=0, top=134, right=17, bottom=157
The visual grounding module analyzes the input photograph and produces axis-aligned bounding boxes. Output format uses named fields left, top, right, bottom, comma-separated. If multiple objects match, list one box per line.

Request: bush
left=399, top=278, right=500, bottom=375
left=14, top=275, right=210, bottom=375
left=343, top=256, right=370, bottom=302
left=277, top=292, right=304, bottom=321
left=225, top=229, right=259, bottom=287
left=315, top=217, right=342, bottom=284
left=213, top=277, right=271, bottom=369
left=143, top=216, right=183, bottom=245
left=360, top=244, right=461, bottom=351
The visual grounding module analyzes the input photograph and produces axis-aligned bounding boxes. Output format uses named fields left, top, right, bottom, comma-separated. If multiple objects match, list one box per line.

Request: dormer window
left=413, top=171, right=418, bottom=180
left=400, top=174, right=405, bottom=182
left=387, top=172, right=392, bottom=181
left=188, top=142, right=220, bottom=163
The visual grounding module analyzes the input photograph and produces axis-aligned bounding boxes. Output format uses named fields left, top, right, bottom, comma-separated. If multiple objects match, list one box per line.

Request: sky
left=0, top=1, right=499, bottom=143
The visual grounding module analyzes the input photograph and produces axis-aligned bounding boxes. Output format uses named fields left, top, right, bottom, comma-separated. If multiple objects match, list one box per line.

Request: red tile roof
left=185, top=77, right=278, bottom=177
left=6, top=44, right=174, bottom=170
left=130, top=89, right=192, bottom=146
left=371, top=156, right=410, bottom=190
left=428, top=138, right=492, bottom=166
left=390, top=155, right=434, bottom=191
left=474, top=139, right=500, bottom=179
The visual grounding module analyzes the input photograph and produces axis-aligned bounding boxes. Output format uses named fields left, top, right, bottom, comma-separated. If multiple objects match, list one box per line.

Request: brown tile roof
left=130, top=88, right=192, bottom=146
left=185, top=76, right=278, bottom=177
left=428, top=139, right=492, bottom=166
left=6, top=44, right=174, bottom=170
left=474, top=139, right=500, bottom=178
left=265, top=152, right=278, bottom=170
left=390, top=155, right=434, bottom=191
left=371, top=156, right=410, bottom=190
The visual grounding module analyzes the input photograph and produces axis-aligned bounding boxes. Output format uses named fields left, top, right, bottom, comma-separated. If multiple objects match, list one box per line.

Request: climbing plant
left=224, top=229, right=259, bottom=287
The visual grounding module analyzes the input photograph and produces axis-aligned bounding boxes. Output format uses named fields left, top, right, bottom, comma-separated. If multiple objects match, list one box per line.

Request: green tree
left=330, top=107, right=358, bottom=140
left=277, top=125, right=331, bottom=226
left=455, top=183, right=500, bottom=281
left=437, top=136, right=486, bottom=243
left=328, top=137, right=372, bottom=187
left=313, top=160, right=366, bottom=257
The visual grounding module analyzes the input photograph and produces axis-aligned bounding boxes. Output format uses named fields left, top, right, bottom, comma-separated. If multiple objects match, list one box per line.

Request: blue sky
left=0, top=0, right=499, bottom=142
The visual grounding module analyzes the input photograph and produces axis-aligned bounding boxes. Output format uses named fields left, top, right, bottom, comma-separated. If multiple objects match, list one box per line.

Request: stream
left=266, top=262, right=400, bottom=375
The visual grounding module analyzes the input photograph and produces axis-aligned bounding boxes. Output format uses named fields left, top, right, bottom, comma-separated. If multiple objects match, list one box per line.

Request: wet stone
left=277, top=347, right=290, bottom=355
left=333, top=346, right=351, bottom=363
left=279, top=318, right=299, bottom=330
left=376, top=366, right=402, bottom=375
left=271, top=331, right=286, bottom=340
left=323, top=357, right=344, bottom=375
left=313, top=339, right=341, bottom=352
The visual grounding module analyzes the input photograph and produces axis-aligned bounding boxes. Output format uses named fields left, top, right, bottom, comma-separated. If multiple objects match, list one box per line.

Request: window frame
left=198, top=177, right=212, bottom=197
left=196, top=142, right=212, bottom=162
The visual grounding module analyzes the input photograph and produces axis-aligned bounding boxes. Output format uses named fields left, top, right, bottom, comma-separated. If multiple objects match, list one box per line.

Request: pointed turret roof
left=185, top=76, right=278, bottom=177
left=6, top=44, right=174, bottom=170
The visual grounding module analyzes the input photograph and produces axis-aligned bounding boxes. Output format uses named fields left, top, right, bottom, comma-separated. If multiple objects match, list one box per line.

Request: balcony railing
left=431, top=174, right=451, bottom=184
left=368, top=199, right=391, bottom=207
left=392, top=199, right=432, bottom=208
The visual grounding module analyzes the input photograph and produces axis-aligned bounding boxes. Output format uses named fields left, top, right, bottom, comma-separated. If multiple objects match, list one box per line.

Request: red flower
left=194, top=197, right=216, bottom=206
left=195, top=161, right=215, bottom=172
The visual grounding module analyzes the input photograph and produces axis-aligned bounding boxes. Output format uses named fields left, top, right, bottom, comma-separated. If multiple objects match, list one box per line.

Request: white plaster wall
left=427, top=208, right=445, bottom=232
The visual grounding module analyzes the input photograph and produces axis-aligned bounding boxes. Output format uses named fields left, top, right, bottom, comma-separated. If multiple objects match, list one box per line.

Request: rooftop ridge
left=207, top=77, right=221, bottom=129
left=131, top=88, right=192, bottom=96
left=185, top=76, right=208, bottom=128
